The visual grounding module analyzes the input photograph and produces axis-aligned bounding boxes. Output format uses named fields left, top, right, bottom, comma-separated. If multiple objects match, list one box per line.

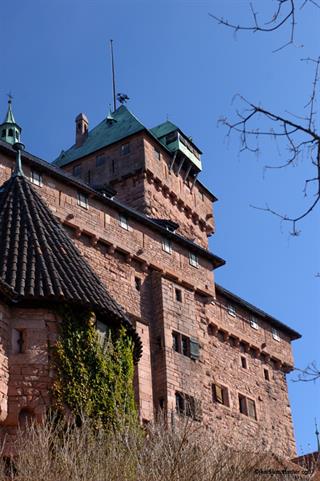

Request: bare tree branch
left=209, top=0, right=319, bottom=51
left=293, top=362, right=320, bottom=382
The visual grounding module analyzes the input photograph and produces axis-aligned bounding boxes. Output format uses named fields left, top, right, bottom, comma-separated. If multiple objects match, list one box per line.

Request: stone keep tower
left=54, top=106, right=215, bottom=249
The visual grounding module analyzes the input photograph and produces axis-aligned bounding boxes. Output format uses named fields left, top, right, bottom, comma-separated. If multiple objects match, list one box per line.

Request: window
left=153, top=148, right=161, bottom=160
left=162, top=238, right=172, bottom=254
left=121, top=143, right=130, bottom=155
left=30, top=170, right=43, bottom=187
left=172, top=331, right=200, bottom=360
left=175, top=288, right=182, bottom=302
left=96, top=320, right=108, bottom=346
left=77, top=192, right=88, bottom=209
left=272, top=328, right=280, bottom=342
left=239, top=394, right=257, bottom=420
left=189, top=252, right=199, bottom=268
left=12, top=329, right=25, bottom=354
left=8, top=128, right=13, bottom=137
left=1, top=129, right=5, bottom=138
left=19, top=408, right=35, bottom=428
left=166, top=132, right=177, bottom=145
left=227, top=305, right=236, bottom=317
left=135, top=277, right=142, bottom=292
left=96, top=155, right=106, bottom=167
left=172, top=331, right=180, bottom=353
left=175, top=391, right=201, bottom=420
left=212, top=384, right=230, bottom=407
left=73, top=164, right=82, bottom=177
left=181, top=335, right=190, bottom=357
left=241, top=356, right=248, bottom=369
left=119, top=214, right=129, bottom=230
left=250, top=316, right=259, bottom=330
left=264, top=369, right=270, bottom=381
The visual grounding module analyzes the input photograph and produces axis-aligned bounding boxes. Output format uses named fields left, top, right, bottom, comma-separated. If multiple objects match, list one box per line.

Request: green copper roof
left=54, top=105, right=145, bottom=167
left=4, top=101, right=16, bottom=124
left=150, top=120, right=179, bottom=140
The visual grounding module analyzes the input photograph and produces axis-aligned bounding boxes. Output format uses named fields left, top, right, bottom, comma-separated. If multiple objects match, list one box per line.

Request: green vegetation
left=52, top=304, right=136, bottom=426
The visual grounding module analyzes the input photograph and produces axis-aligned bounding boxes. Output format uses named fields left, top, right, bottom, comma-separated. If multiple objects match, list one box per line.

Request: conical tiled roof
left=0, top=171, right=142, bottom=358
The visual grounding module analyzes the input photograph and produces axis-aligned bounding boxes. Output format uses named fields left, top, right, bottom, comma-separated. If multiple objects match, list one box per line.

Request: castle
left=0, top=99, right=301, bottom=456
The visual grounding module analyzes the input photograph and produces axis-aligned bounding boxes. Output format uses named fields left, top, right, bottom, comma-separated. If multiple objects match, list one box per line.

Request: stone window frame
left=250, top=316, right=259, bottom=330
left=77, top=191, right=89, bottom=210
left=264, top=368, right=271, bottom=381
left=95, top=154, right=106, bottom=167
left=134, top=276, right=142, bottom=292
left=73, top=164, right=82, bottom=177
left=174, top=287, right=183, bottom=303
left=238, top=393, right=257, bottom=420
left=153, top=147, right=161, bottom=161
left=272, top=328, right=281, bottom=342
left=30, top=170, right=43, bottom=187
left=120, top=143, right=130, bottom=156
left=212, top=383, right=230, bottom=408
left=227, top=304, right=236, bottom=317
left=162, top=237, right=172, bottom=254
left=189, top=252, right=199, bottom=268
left=12, top=328, right=26, bottom=354
left=119, top=213, right=129, bottom=230
left=175, top=391, right=202, bottom=421
left=240, top=355, right=248, bottom=370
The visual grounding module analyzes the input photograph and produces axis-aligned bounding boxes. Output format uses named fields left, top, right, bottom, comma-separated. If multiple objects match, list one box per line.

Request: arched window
left=8, top=129, right=13, bottom=137
left=18, top=407, right=35, bottom=428
left=15, top=131, right=19, bottom=139
left=1, top=129, right=6, bottom=138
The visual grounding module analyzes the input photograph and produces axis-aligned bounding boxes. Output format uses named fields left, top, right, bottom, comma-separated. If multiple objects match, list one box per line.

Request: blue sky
left=0, top=0, right=319, bottom=454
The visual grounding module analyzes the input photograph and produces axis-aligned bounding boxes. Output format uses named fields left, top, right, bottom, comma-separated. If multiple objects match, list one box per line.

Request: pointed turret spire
left=0, top=95, right=21, bottom=145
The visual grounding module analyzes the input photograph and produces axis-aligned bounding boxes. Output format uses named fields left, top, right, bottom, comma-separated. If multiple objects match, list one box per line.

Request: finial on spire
left=0, top=95, right=21, bottom=145
left=12, top=142, right=25, bottom=177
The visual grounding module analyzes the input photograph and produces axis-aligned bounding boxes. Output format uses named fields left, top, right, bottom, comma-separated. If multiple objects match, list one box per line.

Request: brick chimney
left=75, top=113, right=89, bottom=147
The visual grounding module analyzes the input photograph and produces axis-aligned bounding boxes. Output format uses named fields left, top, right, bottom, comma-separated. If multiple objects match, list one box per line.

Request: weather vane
left=7, top=92, right=13, bottom=103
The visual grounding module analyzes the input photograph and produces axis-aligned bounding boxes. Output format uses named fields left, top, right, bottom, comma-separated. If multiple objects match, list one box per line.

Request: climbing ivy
left=51, top=304, right=136, bottom=427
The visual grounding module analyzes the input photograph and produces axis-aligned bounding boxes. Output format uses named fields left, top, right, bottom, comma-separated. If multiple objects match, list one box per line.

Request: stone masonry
left=0, top=103, right=301, bottom=458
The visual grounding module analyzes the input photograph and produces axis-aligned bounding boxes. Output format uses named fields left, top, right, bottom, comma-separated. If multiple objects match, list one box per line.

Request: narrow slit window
left=264, top=369, right=270, bottom=381
left=241, top=356, right=248, bottom=369
left=135, top=277, right=142, bottom=292
left=175, top=288, right=182, bottom=302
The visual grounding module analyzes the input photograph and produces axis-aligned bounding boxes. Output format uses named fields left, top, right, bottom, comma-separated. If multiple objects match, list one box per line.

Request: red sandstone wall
left=0, top=151, right=298, bottom=457
left=60, top=132, right=215, bottom=248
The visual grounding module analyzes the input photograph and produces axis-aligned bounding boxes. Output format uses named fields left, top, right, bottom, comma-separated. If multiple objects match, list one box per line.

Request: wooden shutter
left=247, top=399, right=257, bottom=419
left=214, top=384, right=224, bottom=404
left=190, top=337, right=200, bottom=360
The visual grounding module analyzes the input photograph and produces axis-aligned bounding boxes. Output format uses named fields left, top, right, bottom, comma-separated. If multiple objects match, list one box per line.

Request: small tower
left=0, top=97, right=21, bottom=145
